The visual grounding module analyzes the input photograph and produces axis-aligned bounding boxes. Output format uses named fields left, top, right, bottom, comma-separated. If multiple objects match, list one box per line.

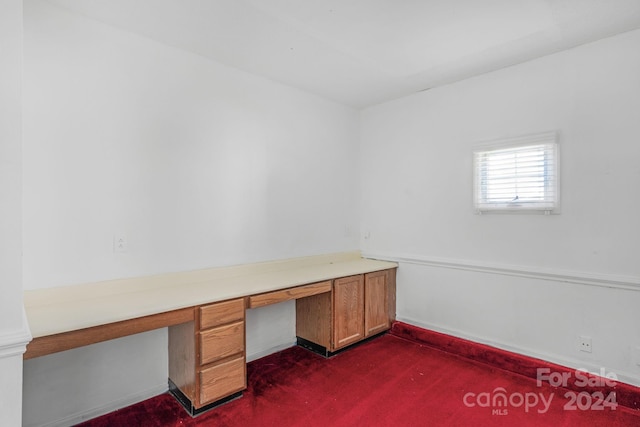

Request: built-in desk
left=23, top=252, right=398, bottom=415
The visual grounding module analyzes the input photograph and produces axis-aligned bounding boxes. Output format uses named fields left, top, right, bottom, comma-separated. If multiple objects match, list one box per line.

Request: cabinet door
left=364, top=271, right=389, bottom=337
left=332, top=275, right=364, bottom=350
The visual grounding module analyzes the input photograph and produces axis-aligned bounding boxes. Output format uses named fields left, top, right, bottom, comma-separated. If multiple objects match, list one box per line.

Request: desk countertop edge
left=25, top=255, right=398, bottom=339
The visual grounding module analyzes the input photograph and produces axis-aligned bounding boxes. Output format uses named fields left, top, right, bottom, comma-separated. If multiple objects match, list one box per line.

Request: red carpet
left=391, top=322, right=640, bottom=411
left=77, top=331, right=640, bottom=426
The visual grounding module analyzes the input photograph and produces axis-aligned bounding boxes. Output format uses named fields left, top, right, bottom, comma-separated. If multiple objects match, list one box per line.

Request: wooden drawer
left=199, top=356, right=245, bottom=405
left=200, top=298, right=245, bottom=330
left=248, top=281, right=332, bottom=308
left=200, top=321, right=244, bottom=366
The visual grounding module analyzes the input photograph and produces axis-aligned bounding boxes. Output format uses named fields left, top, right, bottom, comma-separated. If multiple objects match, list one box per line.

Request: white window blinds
left=473, top=132, right=558, bottom=213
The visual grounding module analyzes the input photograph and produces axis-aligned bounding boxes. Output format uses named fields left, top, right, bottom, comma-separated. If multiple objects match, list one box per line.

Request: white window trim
left=473, top=131, right=559, bottom=215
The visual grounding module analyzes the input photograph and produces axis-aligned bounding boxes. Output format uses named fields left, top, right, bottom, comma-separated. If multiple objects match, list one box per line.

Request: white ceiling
left=46, top=0, right=640, bottom=108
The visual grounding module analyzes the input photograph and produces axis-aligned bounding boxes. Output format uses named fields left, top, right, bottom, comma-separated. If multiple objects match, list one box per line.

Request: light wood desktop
left=24, top=252, right=398, bottom=415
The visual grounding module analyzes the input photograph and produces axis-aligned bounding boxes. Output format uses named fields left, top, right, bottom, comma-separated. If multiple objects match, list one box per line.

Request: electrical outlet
left=113, top=232, right=128, bottom=253
left=578, top=336, right=592, bottom=353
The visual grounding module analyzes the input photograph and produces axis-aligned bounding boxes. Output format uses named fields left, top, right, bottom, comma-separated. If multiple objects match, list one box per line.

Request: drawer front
left=249, top=281, right=332, bottom=308
left=199, top=356, right=246, bottom=405
left=200, top=298, right=245, bottom=330
left=200, top=321, right=245, bottom=366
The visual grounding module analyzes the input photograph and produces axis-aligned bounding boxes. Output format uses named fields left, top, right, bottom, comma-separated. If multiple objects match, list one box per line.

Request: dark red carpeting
left=76, top=331, right=640, bottom=426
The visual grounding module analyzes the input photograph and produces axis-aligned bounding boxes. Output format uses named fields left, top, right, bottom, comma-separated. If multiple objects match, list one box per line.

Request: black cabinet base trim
left=168, top=379, right=242, bottom=417
left=296, top=331, right=387, bottom=358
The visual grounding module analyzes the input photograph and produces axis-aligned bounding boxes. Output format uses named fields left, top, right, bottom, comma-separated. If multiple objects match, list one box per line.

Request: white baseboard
left=397, top=315, right=640, bottom=388
left=28, top=383, right=168, bottom=427
left=247, top=340, right=297, bottom=362
left=0, top=308, right=32, bottom=359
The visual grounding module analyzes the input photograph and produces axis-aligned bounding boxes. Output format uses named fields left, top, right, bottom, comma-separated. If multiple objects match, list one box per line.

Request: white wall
left=0, top=1, right=31, bottom=426
left=361, top=29, right=640, bottom=386
left=1, top=0, right=24, bottom=337
left=22, top=1, right=359, bottom=426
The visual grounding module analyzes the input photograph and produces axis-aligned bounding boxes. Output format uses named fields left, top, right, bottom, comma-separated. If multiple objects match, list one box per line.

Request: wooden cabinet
left=364, top=270, right=390, bottom=337
left=168, top=268, right=396, bottom=414
left=333, top=275, right=365, bottom=350
left=169, top=297, right=246, bottom=415
left=297, top=268, right=396, bottom=355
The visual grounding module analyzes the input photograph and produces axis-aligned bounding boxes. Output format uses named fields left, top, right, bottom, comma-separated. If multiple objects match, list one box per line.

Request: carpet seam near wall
left=389, top=321, right=640, bottom=411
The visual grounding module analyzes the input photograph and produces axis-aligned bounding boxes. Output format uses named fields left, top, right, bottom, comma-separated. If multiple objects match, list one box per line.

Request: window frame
left=473, top=131, right=559, bottom=214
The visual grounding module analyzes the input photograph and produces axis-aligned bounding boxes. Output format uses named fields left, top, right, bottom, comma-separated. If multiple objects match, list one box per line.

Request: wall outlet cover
left=578, top=336, right=592, bottom=353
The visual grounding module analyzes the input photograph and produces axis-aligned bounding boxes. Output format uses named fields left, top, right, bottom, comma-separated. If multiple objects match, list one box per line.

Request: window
left=473, top=132, right=558, bottom=213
